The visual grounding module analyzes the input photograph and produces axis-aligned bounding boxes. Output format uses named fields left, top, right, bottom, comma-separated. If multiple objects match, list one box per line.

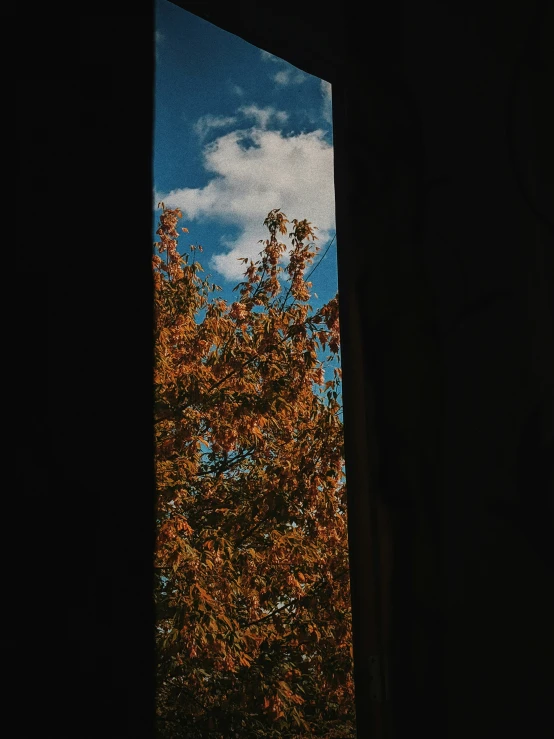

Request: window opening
left=153, top=2, right=355, bottom=735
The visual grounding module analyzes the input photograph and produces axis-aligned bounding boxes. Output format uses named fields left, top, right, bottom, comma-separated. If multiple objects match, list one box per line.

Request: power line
left=306, top=232, right=337, bottom=281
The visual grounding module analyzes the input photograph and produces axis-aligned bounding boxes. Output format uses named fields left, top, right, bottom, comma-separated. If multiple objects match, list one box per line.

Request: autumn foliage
left=154, top=205, right=354, bottom=737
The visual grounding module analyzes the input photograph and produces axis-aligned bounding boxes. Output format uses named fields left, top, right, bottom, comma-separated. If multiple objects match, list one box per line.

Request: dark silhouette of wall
left=7, top=1, right=552, bottom=738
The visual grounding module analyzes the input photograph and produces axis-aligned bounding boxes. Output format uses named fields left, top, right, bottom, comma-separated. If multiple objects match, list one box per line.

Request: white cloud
left=157, top=127, right=335, bottom=282
left=273, top=68, right=307, bottom=86
left=192, top=107, right=288, bottom=141
left=231, top=84, right=244, bottom=96
left=321, top=79, right=333, bottom=125
left=274, top=70, right=291, bottom=86
left=194, top=113, right=238, bottom=139
left=260, top=48, right=307, bottom=86
left=260, top=49, right=280, bottom=63
left=238, top=104, right=288, bottom=128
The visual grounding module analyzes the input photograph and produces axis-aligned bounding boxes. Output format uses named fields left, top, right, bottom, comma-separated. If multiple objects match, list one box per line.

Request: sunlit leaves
left=153, top=205, right=354, bottom=738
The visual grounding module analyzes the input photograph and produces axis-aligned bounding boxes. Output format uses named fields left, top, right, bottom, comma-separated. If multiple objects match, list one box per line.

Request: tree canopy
left=154, top=205, right=354, bottom=737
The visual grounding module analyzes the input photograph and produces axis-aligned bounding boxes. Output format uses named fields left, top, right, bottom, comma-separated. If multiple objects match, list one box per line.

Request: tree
left=154, top=205, right=354, bottom=737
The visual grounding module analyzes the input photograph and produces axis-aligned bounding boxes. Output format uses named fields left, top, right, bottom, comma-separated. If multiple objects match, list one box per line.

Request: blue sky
left=153, top=0, right=338, bottom=312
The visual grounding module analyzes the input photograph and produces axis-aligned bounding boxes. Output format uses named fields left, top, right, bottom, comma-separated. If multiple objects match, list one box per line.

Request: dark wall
left=185, top=2, right=554, bottom=737
left=7, top=1, right=553, bottom=738
left=7, top=5, right=156, bottom=738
